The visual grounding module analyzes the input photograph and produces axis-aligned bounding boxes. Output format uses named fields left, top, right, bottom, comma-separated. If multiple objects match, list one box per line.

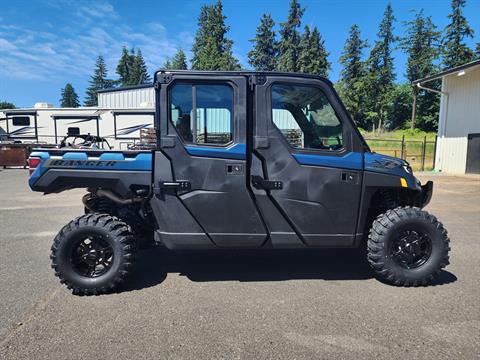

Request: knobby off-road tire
left=367, top=206, right=450, bottom=286
left=51, top=213, right=137, bottom=295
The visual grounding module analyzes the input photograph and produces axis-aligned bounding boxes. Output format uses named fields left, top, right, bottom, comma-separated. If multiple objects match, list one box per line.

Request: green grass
left=359, top=128, right=437, bottom=141
left=359, top=129, right=437, bottom=171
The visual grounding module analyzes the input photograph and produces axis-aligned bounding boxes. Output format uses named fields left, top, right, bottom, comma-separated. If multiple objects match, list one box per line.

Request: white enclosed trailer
left=0, top=106, right=154, bottom=149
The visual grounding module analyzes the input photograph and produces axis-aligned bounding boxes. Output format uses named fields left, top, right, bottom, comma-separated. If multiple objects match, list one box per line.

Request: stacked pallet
left=130, top=128, right=157, bottom=150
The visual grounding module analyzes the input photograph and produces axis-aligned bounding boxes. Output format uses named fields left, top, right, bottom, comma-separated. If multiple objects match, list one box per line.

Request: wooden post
left=421, top=136, right=426, bottom=171
left=432, top=135, right=438, bottom=170
left=400, top=135, right=405, bottom=159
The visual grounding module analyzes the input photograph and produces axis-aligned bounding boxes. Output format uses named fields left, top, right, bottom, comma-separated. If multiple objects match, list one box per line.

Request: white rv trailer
left=0, top=107, right=154, bottom=149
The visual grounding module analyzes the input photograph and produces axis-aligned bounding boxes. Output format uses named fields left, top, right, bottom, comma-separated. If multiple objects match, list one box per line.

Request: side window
left=170, top=84, right=233, bottom=145
left=171, top=85, right=193, bottom=142
left=12, top=116, right=30, bottom=126
left=271, top=84, right=343, bottom=151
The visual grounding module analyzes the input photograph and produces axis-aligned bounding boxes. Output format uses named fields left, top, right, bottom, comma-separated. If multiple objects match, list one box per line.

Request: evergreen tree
left=340, top=25, right=367, bottom=83
left=191, top=0, right=240, bottom=70
left=0, top=101, right=15, bottom=110
left=171, top=49, right=188, bottom=69
left=401, top=10, right=440, bottom=130
left=402, top=11, right=439, bottom=85
left=163, top=58, right=173, bottom=69
left=416, top=83, right=441, bottom=131
left=442, top=0, right=475, bottom=69
left=365, top=3, right=396, bottom=131
left=116, top=47, right=134, bottom=87
left=277, top=0, right=304, bottom=72
left=164, top=50, right=188, bottom=70
left=476, top=43, right=480, bottom=59
left=337, top=24, right=368, bottom=127
left=248, top=13, right=278, bottom=71
left=84, top=56, right=113, bottom=106
left=384, top=83, right=412, bottom=130
left=126, top=48, right=138, bottom=85
left=298, top=26, right=330, bottom=76
left=60, top=83, right=80, bottom=108
left=298, top=26, right=311, bottom=72
left=131, top=49, right=151, bottom=84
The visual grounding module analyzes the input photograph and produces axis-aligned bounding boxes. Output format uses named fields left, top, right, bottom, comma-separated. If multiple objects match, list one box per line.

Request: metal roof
left=3, top=110, right=37, bottom=116
left=110, top=109, right=155, bottom=115
left=412, top=59, right=480, bottom=84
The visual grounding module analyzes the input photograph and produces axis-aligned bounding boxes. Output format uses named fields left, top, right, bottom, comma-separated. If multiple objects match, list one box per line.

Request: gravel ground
left=0, top=169, right=479, bottom=359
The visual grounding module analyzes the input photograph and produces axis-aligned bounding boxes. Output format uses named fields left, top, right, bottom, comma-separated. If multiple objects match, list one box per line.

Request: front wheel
left=51, top=213, right=137, bottom=295
left=367, top=207, right=450, bottom=286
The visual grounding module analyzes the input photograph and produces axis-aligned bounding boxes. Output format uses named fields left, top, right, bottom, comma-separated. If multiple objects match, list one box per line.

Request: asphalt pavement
left=0, top=169, right=479, bottom=359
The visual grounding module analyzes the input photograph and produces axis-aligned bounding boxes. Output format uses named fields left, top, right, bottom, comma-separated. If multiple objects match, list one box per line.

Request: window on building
left=271, top=84, right=343, bottom=151
left=170, top=84, right=233, bottom=145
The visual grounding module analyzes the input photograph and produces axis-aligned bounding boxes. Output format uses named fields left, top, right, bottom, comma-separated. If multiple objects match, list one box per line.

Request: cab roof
left=154, top=69, right=332, bottom=85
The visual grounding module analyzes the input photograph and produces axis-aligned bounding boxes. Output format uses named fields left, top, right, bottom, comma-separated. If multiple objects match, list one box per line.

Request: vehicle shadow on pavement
left=122, top=246, right=457, bottom=292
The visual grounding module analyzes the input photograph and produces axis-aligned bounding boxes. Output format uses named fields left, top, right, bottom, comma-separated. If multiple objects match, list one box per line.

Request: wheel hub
left=390, top=230, right=432, bottom=269
left=84, top=249, right=100, bottom=265
left=70, top=235, right=114, bottom=278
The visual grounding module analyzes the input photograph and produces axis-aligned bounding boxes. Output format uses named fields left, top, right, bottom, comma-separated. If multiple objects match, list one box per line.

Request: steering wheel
left=308, top=139, right=328, bottom=149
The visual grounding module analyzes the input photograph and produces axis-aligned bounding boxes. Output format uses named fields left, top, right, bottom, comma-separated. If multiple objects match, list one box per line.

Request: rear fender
left=28, top=150, right=153, bottom=196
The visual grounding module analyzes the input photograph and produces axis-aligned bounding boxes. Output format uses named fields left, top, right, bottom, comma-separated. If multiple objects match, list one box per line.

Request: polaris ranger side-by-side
left=28, top=71, right=450, bottom=295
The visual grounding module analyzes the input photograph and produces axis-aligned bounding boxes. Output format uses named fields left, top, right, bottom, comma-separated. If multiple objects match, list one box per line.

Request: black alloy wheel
left=51, top=213, right=137, bottom=295
left=70, top=235, right=114, bottom=278
left=367, top=206, right=450, bottom=286
left=389, top=230, right=432, bottom=270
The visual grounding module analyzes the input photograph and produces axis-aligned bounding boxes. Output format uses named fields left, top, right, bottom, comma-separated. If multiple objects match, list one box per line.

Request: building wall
left=435, top=137, right=468, bottom=174
left=435, top=65, right=480, bottom=174
left=98, top=86, right=155, bottom=108
left=439, top=66, right=480, bottom=138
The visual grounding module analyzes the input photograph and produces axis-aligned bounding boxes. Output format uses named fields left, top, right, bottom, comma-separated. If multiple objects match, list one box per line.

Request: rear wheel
left=367, top=206, right=450, bottom=286
left=83, top=193, right=154, bottom=249
left=51, top=213, right=137, bottom=295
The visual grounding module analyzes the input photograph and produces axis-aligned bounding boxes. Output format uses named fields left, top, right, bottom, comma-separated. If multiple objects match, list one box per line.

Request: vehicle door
left=150, top=73, right=267, bottom=248
left=251, top=75, right=364, bottom=247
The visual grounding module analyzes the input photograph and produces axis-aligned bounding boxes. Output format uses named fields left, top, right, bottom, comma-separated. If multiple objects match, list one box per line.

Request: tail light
left=28, top=157, right=41, bottom=176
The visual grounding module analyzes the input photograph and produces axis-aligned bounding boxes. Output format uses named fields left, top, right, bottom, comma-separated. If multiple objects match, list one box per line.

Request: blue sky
left=0, top=0, right=479, bottom=108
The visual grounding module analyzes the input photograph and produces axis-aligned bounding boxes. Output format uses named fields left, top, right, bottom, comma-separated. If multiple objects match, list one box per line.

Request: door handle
left=341, top=172, right=358, bottom=184
left=251, top=176, right=283, bottom=190
left=155, top=181, right=191, bottom=194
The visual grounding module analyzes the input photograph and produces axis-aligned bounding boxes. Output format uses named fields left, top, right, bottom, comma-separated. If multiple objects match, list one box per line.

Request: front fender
left=364, top=152, right=419, bottom=189
left=414, top=181, right=433, bottom=208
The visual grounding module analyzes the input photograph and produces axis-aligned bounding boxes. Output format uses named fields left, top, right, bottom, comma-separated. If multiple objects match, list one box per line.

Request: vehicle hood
left=364, top=152, right=420, bottom=189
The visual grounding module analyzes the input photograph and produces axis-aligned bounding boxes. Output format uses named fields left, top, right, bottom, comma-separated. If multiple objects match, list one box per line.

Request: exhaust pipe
left=94, top=189, right=143, bottom=205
